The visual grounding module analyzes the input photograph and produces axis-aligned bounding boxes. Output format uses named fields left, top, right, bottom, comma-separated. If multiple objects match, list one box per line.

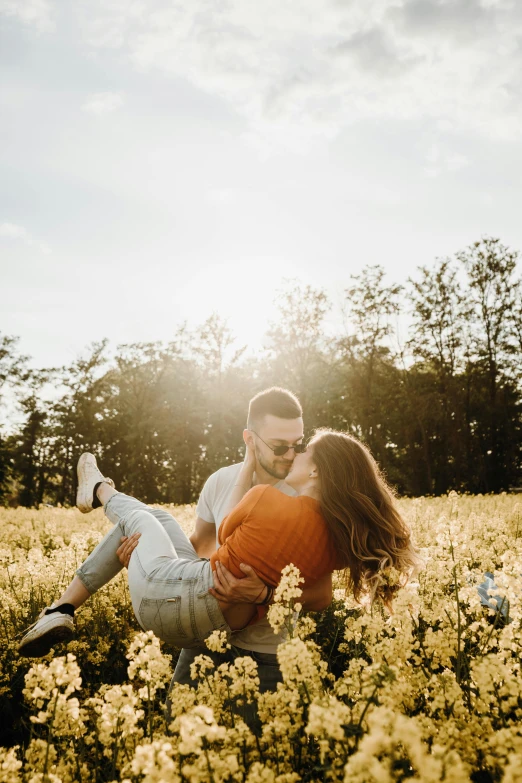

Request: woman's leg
left=18, top=455, right=210, bottom=657
left=55, top=487, right=198, bottom=610
left=43, top=485, right=122, bottom=611
left=102, top=492, right=197, bottom=578
left=99, top=493, right=225, bottom=646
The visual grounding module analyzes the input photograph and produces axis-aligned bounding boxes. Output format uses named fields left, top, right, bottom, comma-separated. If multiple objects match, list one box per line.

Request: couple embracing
left=18, top=387, right=419, bottom=695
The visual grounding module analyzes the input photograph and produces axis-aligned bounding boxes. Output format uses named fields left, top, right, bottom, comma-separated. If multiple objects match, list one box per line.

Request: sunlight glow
left=175, top=256, right=304, bottom=350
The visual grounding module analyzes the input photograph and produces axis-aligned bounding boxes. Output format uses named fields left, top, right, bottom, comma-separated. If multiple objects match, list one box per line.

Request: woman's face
left=284, top=444, right=317, bottom=489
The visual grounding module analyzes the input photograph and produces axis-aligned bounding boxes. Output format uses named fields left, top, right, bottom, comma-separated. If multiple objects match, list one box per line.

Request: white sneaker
left=18, top=611, right=75, bottom=658
left=76, top=453, right=113, bottom=513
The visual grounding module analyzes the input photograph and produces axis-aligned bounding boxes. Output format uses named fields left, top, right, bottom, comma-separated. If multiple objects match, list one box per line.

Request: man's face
left=247, top=414, right=305, bottom=481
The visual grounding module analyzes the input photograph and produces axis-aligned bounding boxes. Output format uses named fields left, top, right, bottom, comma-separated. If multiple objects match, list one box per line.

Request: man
left=117, top=386, right=332, bottom=693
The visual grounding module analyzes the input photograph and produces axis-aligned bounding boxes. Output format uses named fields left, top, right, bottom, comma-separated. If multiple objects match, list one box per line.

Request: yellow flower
left=205, top=630, right=231, bottom=653
left=0, top=747, right=22, bottom=783
left=127, top=631, right=172, bottom=699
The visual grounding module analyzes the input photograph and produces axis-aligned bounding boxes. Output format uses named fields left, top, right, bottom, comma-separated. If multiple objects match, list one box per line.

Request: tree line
left=1, top=236, right=522, bottom=506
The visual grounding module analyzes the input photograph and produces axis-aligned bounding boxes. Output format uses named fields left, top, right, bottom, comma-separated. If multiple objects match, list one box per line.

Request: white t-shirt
left=196, top=462, right=297, bottom=653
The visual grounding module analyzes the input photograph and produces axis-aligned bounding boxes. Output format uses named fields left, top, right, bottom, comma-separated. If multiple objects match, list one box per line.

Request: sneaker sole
left=76, top=452, right=100, bottom=513
left=18, top=623, right=74, bottom=658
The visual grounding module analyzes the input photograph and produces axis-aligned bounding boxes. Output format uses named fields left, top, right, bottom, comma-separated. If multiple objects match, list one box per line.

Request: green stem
left=452, top=565, right=463, bottom=682
left=202, top=739, right=215, bottom=783
left=355, top=681, right=380, bottom=744
left=225, top=681, right=235, bottom=727
left=408, top=611, right=433, bottom=680
left=327, top=625, right=341, bottom=665
left=43, top=690, right=59, bottom=782
left=254, top=732, right=265, bottom=763
left=478, top=596, right=507, bottom=656
left=449, top=539, right=464, bottom=684
left=147, top=683, right=153, bottom=741
left=111, top=715, right=122, bottom=779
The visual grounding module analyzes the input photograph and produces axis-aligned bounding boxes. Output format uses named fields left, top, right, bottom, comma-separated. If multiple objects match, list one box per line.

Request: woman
left=18, top=429, right=419, bottom=657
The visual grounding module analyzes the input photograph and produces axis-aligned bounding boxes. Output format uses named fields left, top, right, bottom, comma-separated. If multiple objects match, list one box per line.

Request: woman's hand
left=208, top=561, right=267, bottom=605
left=242, top=439, right=256, bottom=473
left=116, top=533, right=141, bottom=568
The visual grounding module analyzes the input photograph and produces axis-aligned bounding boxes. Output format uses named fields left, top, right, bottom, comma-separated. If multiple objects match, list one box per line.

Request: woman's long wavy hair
left=311, top=429, right=420, bottom=607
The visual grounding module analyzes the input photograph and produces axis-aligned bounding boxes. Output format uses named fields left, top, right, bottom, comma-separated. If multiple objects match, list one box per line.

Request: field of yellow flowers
left=1, top=494, right=521, bottom=783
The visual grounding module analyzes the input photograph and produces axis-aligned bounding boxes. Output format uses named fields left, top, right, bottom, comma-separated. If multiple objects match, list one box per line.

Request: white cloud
left=81, top=92, right=124, bottom=114
left=446, top=153, right=469, bottom=172
left=0, top=222, right=51, bottom=255
left=68, top=0, right=522, bottom=147
left=0, top=223, right=27, bottom=239
left=207, top=189, right=237, bottom=206
left=422, top=141, right=470, bottom=178
left=0, top=0, right=54, bottom=32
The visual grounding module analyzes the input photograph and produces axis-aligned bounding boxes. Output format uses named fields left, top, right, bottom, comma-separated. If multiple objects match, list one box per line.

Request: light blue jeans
left=76, top=493, right=231, bottom=648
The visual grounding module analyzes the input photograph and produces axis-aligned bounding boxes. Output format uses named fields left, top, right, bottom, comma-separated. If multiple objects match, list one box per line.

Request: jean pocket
left=194, top=591, right=232, bottom=639
left=139, top=597, right=188, bottom=644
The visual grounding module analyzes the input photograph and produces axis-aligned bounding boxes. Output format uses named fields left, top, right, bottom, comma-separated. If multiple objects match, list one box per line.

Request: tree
left=0, top=333, right=29, bottom=391
left=457, top=237, right=521, bottom=491
left=12, top=373, right=52, bottom=507
left=457, top=237, right=519, bottom=403
left=338, top=266, right=402, bottom=461
left=50, top=341, right=111, bottom=505
left=0, top=334, right=30, bottom=504
left=510, top=283, right=522, bottom=374
left=406, top=259, right=468, bottom=492
left=4, top=235, right=522, bottom=505
left=265, top=280, right=332, bottom=429
left=193, top=314, right=248, bottom=479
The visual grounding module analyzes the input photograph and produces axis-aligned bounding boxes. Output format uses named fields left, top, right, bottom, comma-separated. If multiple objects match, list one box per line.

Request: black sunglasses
left=251, top=430, right=307, bottom=457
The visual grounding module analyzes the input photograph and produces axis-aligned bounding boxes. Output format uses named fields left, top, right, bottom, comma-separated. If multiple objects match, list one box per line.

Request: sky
left=1, top=0, right=522, bottom=370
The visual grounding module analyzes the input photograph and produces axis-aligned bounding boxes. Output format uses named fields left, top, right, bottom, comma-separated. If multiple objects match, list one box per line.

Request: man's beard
left=256, top=447, right=292, bottom=480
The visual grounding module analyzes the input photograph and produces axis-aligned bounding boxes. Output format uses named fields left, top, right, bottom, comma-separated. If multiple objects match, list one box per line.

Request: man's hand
left=116, top=533, right=141, bottom=568
left=208, top=561, right=267, bottom=605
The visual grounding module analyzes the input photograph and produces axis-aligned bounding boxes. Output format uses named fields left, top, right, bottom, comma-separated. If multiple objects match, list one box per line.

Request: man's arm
left=189, top=516, right=217, bottom=560
left=116, top=536, right=334, bottom=613
left=209, top=562, right=333, bottom=612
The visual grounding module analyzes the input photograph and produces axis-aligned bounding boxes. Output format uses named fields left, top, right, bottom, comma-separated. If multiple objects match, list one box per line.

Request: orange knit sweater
left=210, top=485, right=338, bottom=622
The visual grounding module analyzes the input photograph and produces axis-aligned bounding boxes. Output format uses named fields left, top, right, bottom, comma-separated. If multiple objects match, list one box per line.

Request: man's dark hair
left=247, top=387, right=302, bottom=429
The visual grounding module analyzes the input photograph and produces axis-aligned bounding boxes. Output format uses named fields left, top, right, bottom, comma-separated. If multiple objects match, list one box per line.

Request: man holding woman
left=18, top=386, right=419, bottom=695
